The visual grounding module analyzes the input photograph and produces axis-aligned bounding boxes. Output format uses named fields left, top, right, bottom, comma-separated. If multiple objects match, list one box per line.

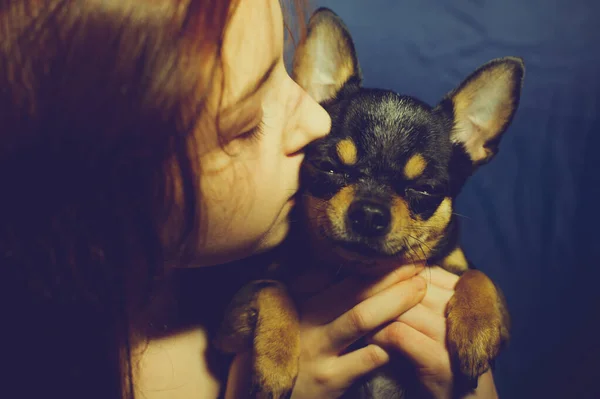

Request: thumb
left=224, top=352, right=253, bottom=399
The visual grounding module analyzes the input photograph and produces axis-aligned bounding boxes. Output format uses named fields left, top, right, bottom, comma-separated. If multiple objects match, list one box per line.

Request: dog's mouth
left=317, top=224, right=398, bottom=258
left=310, top=223, right=431, bottom=275
left=335, top=240, right=390, bottom=258
left=332, top=240, right=423, bottom=275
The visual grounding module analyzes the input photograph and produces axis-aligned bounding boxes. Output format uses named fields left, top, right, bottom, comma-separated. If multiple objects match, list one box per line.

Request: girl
left=0, top=0, right=498, bottom=398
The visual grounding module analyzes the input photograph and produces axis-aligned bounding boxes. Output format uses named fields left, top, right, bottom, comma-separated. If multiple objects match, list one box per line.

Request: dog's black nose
left=347, top=200, right=391, bottom=237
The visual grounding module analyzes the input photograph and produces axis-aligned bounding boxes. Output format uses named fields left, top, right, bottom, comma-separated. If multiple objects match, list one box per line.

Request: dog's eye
left=405, top=186, right=444, bottom=215
left=406, top=185, right=436, bottom=197
left=314, top=160, right=337, bottom=174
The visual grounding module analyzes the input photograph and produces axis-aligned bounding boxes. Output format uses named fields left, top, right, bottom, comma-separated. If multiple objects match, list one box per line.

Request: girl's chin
left=184, top=200, right=296, bottom=267
left=251, top=197, right=297, bottom=253
left=252, top=219, right=290, bottom=255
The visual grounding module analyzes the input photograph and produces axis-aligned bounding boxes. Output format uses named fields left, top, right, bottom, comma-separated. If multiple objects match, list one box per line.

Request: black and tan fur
left=214, top=7, right=524, bottom=399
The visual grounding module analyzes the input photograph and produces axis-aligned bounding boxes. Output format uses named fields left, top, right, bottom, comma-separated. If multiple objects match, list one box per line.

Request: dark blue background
left=309, top=1, right=600, bottom=397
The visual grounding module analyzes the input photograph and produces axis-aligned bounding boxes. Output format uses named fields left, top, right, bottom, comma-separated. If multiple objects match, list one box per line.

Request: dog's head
left=292, top=8, right=524, bottom=273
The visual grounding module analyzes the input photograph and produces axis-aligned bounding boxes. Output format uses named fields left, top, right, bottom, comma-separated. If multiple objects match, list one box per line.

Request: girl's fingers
left=420, top=282, right=454, bottom=316
left=332, top=344, right=390, bottom=387
left=224, top=352, right=252, bottom=399
left=323, top=275, right=427, bottom=353
left=419, top=266, right=460, bottom=291
left=370, top=321, right=451, bottom=376
left=394, top=303, right=447, bottom=343
left=417, top=266, right=458, bottom=316
left=299, top=263, right=425, bottom=326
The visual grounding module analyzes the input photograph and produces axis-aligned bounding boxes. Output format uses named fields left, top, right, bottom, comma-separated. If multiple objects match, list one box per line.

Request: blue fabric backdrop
left=310, top=1, right=600, bottom=397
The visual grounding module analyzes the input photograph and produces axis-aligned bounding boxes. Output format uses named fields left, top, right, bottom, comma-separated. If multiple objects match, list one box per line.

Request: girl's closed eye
left=239, top=120, right=266, bottom=143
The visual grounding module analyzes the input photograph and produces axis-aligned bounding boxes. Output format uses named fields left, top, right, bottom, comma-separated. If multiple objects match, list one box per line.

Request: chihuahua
left=215, top=7, right=524, bottom=399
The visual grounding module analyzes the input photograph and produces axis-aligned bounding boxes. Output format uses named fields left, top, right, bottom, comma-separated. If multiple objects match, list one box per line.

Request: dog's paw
left=249, top=284, right=300, bottom=399
left=249, top=342, right=298, bottom=399
left=446, top=293, right=502, bottom=385
left=214, top=308, right=257, bottom=354
left=249, top=361, right=296, bottom=399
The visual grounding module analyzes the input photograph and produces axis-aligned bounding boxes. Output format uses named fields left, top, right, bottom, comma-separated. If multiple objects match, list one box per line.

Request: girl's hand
left=225, top=265, right=498, bottom=399
left=289, top=263, right=426, bottom=399
left=368, top=266, right=499, bottom=399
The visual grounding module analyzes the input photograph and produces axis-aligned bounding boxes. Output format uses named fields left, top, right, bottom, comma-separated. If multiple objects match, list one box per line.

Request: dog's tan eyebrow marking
left=404, top=154, right=427, bottom=179
left=327, top=185, right=356, bottom=233
left=336, top=138, right=358, bottom=166
left=390, top=196, right=411, bottom=232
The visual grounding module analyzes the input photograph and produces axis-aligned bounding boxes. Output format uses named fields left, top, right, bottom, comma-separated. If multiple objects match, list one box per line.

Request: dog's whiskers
left=416, top=242, right=429, bottom=266
left=452, top=212, right=471, bottom=220
left=405, top=234, right=432, bottom=252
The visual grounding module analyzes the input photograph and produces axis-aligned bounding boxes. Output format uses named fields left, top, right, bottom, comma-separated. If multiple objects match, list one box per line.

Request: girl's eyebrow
left=222, top=56, right=280, bottom=115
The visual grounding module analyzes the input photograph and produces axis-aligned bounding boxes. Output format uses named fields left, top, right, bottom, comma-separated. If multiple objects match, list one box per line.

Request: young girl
left=0, top=0, right=498, bottom=398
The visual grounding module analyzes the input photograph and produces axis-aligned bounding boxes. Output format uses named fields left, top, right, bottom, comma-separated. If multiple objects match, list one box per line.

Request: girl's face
left=193, top=0, right=331, bottom=266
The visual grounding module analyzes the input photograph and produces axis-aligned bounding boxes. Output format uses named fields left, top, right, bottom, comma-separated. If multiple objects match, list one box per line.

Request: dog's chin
left=336, top=240, right=384, bottom=257
left=312, top=226, right=426, bottom=275
left=331, top=240, right=423, bottom=276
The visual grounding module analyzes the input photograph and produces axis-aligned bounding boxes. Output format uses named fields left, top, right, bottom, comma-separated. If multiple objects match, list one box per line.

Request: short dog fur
left=214, top=7, right=524, bottom=399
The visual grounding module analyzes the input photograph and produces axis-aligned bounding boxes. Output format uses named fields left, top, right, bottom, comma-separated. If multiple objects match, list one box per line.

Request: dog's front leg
left=445, top=268, right=510, bottom=393
left=214, top=279, right=301, bottom=399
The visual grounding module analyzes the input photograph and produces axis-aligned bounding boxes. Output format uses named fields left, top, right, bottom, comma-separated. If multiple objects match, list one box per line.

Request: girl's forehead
left=219, top=0, right=283, bottom=111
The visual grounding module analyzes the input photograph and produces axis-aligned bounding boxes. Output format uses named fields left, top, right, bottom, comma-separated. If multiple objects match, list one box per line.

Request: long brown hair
left=0, top=0, right=308, bottom=398
left=0, top=0, right=237, bottom=397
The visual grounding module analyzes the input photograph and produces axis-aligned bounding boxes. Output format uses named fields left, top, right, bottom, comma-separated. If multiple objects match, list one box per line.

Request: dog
left=214, top=7, right=524, bottom=399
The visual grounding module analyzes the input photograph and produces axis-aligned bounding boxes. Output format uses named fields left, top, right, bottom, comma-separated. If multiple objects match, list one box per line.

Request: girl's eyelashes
left=239, top=120, right=266, bottom=143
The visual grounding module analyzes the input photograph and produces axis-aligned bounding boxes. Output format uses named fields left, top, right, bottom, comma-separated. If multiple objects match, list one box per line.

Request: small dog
left=215, top=7, right=524, bottom=399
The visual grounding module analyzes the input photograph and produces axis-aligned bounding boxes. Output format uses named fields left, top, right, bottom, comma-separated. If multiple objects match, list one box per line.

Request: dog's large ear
left=291, top=7, right=362, bottom=103
left=437, top=57, right=525, bottom=166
